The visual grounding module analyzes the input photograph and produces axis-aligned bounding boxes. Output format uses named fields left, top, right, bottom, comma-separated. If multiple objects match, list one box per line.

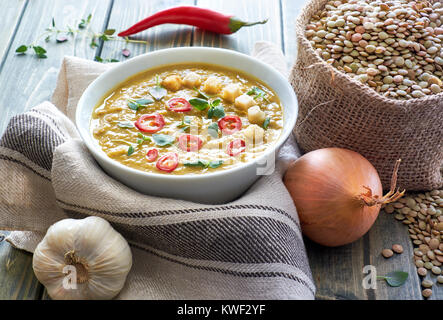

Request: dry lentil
left=382, top=249, right=394, bottom=258
left=306, top=0, right=443, bottom=100
left=422, top=289, right=432, bottom=298
left=385, top=189, right=443, bottom=297
left=392, top=244, right=404, bottom=254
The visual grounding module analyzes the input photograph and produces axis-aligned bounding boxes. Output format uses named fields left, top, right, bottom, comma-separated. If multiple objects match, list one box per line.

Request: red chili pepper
left=118, top=6, right=268, bottom=37
left=156, top=152, right=179, bottom=173
left=178, top=134, right=203, bottom=152
left=167, top=98, right=192, bottom=113
left=227, top=139, right=246, bottom=157
left=135, top=114, right=165, bottom=133
left=146, top=148, right=159, bottom=162
left=218, top=115, right=242, bottom=135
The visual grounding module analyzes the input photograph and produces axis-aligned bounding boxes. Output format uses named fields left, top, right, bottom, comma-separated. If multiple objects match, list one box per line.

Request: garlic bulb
left=33, top=216, right=132, bottom=300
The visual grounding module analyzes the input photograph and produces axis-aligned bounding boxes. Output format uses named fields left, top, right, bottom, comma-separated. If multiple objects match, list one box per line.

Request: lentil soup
left=91, top=63, right=283, bottom=175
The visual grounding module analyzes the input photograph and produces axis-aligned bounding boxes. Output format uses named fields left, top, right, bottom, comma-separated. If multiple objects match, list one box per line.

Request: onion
left=283, top=148, right=404, bottom=247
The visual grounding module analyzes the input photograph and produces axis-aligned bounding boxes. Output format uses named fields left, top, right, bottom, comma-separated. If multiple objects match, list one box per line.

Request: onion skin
left=283, top=148, right=383, bottom=247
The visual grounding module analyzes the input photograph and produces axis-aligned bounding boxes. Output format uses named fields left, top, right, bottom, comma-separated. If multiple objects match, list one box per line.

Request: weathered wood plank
left=368, top=210, right=423, bottom=300
left=0, top=0, right=112, bottom=134
left=0, top=0, right=112, bottom=300
left=0, top=232, right=42, bottom=300
left=194, top=0, right=281, bottom=55
left=100, top=0, right=195, bottom=60
left=0, top=0, right=27, bottom=65
left=280, top=0, right=306, bottom=67
left=305, top=237, right=368, bottom=299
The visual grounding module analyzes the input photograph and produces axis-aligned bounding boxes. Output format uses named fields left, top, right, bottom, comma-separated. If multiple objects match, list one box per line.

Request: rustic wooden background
left=0, top=0, right=440, bottom=300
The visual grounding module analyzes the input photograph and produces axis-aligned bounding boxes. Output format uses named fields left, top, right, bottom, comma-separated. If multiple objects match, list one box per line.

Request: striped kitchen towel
left=0, top=42, right=315, bottom=299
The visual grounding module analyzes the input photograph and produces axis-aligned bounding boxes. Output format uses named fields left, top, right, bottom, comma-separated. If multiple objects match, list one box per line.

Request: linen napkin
left=0, top=42, right=315, bottom=299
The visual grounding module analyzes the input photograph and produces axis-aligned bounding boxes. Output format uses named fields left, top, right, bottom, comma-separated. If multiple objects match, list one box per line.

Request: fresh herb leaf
left=94, top=56, right=103, bottom=62
left=78, top=14, right=92, bottom=29
left=136, top=98, right=154, bottom=106
left=263, top=117, right=271, bottom=129
left=52, top=18, right=56, bottom=28
left=45, top=35, right=51, bottom=42
left=377, top=271, right=408, bottom=287
left=127, top=98, right=154, bottom=111
left=90, top=37, right=98, bottom=48
left=247, top=87, right=266, bottom=99
left=184, top=160, right=209, bottom=168
left=137, top=132, right=151, bottom=142
left=67, top=26, right=75, bottom=35
left=211, top=98, right=221, bottom=107
left=194, top=88, right=210, bottom=100
left=147, top=75, right=168, bottom=101
left=207, top=98, right=225, bottom=119
left=189, top=98, right=209, bottom=111
left=207, top=122, right=219, bottom=138
left=104, top=29, right=116, bottom=35
left=208, top=105, right=225, bottom=119
left=78, top=20, right=87, bottom=29
left=117, top=121, right=135, bottom=128
left=128, top=101, right=139, bottom=110
left=177, top=116, right=192, bottom=132
left=33, top=46, right=47, bottom=58
left=152, top=134, right=175, bottom=147
left=16, top=45, right=28, bottom=53
left=183, top=159, right=223, bottom=169
left=99, top=34, right=109, bottom=41
left=127, top=145, right=135, bottom=156
left=136, top=134, right=151, bottom=145
left=208, top=160, right=223, bottom=169
left=149, top=86, right=167, bottom=101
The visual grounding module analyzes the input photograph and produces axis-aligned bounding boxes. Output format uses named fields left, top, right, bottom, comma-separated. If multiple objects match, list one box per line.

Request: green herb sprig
left=177, top=116, right=192, bottom=132
left=149, top=75, right=167, bottom=101
left=207, top=98, right=225, bottom=119
left=136, top=133, right=151, bottom=145
left=127, top=98, right=154, bottom=111
left=189, top=97, right=225, bottom=119
left=15, top=14, right=148, bottom=61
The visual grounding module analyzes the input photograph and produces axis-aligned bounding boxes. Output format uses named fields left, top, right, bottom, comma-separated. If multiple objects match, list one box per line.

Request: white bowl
left=76, top=47, right=298, bottom=204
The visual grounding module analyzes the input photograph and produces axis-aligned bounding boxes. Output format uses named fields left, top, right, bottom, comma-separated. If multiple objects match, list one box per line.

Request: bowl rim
left=76, top=46, right=298, bottom=180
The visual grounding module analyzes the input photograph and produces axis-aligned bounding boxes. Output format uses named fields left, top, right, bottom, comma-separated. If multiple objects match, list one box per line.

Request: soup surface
left=91, top=63, right=283, bottom=175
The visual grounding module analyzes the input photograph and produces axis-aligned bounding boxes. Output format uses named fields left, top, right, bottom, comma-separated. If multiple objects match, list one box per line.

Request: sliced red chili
left=218, top=115, right=242, bottom=135
left=135, top=114, right=165, bottom=133
left=178, top=134, right=203, bottom=152
left=227, top=139, right=246, bottom=157
left=167, top=98, right=192, bottom=112
left=146, top=148, right=159, bottom=162
left=156, top=153, right=179, bottom=173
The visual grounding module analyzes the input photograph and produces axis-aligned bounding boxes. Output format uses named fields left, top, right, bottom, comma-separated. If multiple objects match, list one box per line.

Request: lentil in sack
left=291, top=0, right=443, bottom=191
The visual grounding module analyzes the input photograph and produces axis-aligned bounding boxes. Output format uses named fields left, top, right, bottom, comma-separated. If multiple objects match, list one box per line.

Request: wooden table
left=0, top=0, right=440, bottom=300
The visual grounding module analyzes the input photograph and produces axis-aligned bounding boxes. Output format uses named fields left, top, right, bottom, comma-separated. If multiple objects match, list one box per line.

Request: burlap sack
left=291, top=0, right=443, bottom=191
